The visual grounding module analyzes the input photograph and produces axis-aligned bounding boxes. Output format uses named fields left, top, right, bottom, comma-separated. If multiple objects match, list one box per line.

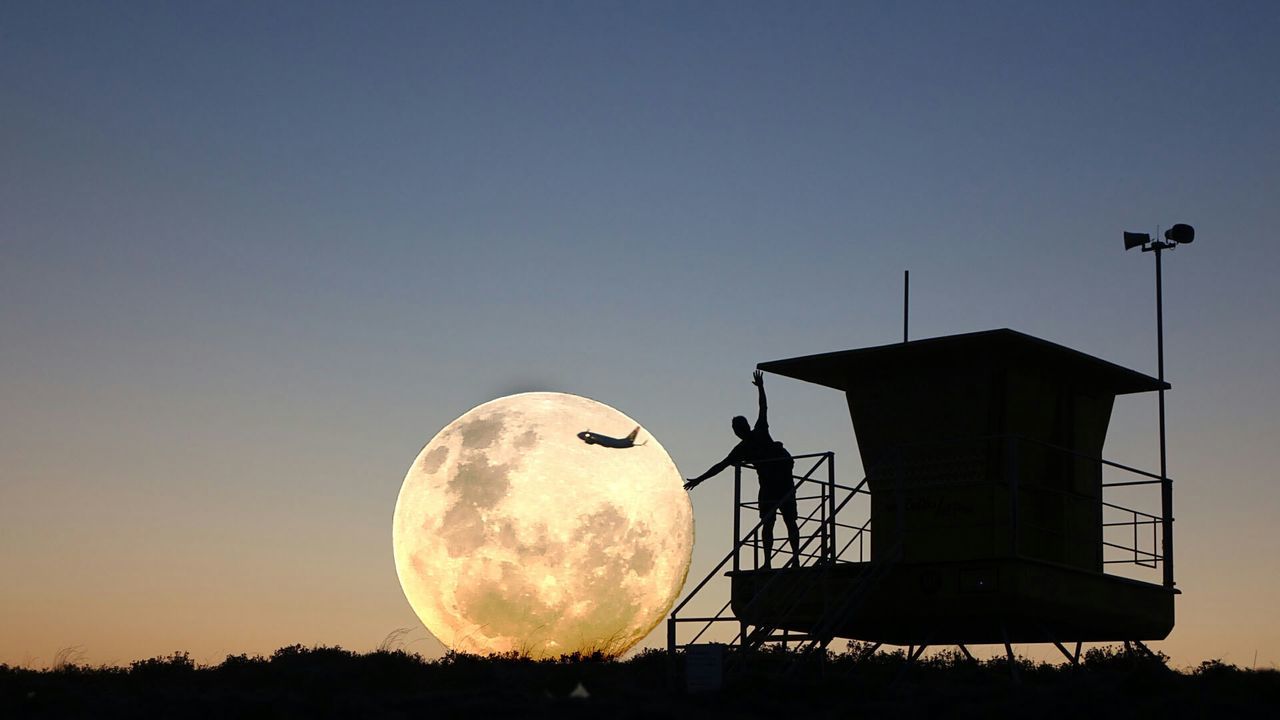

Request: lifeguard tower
left=668, top=329, right=1177, bottom=666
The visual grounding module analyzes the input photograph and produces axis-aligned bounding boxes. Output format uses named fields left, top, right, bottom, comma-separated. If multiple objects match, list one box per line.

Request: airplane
left=577, top=426, right=646, bottom=449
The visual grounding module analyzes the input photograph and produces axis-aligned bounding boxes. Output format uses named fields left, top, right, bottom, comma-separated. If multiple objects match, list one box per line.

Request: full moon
left=393, top=392, right=694, bottom=658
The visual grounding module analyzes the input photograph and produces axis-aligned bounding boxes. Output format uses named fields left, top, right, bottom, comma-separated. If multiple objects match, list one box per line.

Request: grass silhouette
left=2, top=643, right=1277, bottom=718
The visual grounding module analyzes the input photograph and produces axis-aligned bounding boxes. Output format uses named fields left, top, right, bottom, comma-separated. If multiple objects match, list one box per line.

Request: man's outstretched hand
left=752, top=369, right=764, bottom=387
left=683, top=478, right=699, bottom=491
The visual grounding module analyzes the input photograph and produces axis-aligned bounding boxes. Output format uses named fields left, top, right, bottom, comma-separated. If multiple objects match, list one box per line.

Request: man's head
left=732, top=415, right=751, bottom=440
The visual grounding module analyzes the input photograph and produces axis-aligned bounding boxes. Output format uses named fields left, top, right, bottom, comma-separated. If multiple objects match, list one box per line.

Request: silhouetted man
left=685, top=370, right=800, bottom=569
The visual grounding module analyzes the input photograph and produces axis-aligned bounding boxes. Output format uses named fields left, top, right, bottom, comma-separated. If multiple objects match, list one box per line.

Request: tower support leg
left=1001, top=624, right=1021, bottom=684
left=1052, top=641, right=1082, bottom=666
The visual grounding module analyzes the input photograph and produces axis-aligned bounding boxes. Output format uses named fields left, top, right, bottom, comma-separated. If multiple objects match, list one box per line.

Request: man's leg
left=781, top=501, right=801, bottom=566
left=760, top=507, right=777, bottom=569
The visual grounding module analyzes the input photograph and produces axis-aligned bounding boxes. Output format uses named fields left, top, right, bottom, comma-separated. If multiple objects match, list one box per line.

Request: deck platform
left=729, top=558, right=1175, bottom=646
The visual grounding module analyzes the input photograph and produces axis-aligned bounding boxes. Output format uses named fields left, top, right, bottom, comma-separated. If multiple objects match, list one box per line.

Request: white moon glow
left=393, top=392, right=694, bottom=658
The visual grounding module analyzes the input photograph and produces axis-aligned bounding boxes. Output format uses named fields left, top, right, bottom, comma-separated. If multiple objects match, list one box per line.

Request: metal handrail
left=668, top=432, right=1172, bottom=662
left=1102, top=501, right=1162, bottom=521
left=864, top=433, right=1168, bottom=580
left=1012, top=435, right=1167, bottom=580
left=755, top=471, right=870, bottom=570
left=668, top=454, right=835, bottom=618
left=669, top=451, right=874, bottom=654
left=728, top=479, right=886, bottom=655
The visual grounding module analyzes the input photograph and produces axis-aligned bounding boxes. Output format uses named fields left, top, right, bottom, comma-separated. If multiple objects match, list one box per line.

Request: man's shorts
left=758, top=479, right=797, bottom=520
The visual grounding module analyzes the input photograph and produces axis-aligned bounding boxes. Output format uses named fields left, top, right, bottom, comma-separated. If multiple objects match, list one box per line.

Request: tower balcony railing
left=667, top=434, right=1173, bottom=658
left=861, top=433, right=1171, bottom=586
left=667, top=451, right=873, bottom=654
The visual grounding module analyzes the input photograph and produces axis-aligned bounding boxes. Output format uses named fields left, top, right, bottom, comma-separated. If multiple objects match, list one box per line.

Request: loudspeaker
left=1164, top=223, right=1194, bottom=244
left=1124, top=232, right=1150, bottom=250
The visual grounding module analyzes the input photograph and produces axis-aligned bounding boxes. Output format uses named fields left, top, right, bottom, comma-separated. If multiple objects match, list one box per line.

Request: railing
left=666, top=434, right=1173, bottom=662
left=733, top=452, right=875, bottom=571
left=1102, top=502, right=1161, bottom=569
left=667, top=452, right=874, bottom=654
left=1016, top=435, right=1170, bottom=584
left=863, top=433, right=1171, bottom=586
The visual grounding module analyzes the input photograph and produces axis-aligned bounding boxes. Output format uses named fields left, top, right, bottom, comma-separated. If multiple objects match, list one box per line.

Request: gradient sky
left=3, top=1, right=1278, bottom=669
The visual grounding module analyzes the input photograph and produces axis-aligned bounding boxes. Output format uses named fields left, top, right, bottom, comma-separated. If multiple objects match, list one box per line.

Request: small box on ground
left=684, top=643, right=725, bottom=693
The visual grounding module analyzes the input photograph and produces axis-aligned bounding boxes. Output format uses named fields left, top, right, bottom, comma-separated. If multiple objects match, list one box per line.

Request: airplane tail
left=625, top=426, right=640, bottom=443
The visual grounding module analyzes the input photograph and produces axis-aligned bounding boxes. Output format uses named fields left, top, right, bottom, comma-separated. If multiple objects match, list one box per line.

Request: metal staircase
left=666, top=452, right=900, bottom=671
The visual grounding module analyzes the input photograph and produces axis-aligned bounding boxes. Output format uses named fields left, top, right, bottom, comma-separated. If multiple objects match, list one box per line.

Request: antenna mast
left=903, top=270, right=910, bottom=343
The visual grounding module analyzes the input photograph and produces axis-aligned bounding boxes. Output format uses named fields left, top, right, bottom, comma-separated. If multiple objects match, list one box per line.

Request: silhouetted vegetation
left=2, top=643, right=1277, bottom=718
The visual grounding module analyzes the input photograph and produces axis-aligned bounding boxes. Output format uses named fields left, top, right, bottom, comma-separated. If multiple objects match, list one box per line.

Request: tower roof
left=758, top=328, right=1168, bottom=396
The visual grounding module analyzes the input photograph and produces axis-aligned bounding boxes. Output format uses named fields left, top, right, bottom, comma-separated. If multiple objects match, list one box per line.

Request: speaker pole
left=1155, top=244, right=1173, bottom=589
left=1127, top=224, right=1192, bottom=590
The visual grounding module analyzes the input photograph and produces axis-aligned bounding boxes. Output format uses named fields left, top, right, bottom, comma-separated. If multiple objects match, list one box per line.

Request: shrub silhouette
left=129, top=651, right=196, bottom=677
left=1, top=643, right=1277, bottom=718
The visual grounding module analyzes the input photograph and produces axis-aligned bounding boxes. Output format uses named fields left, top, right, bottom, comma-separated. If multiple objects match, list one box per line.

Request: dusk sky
left=3, top=1, right=1278, bottom=669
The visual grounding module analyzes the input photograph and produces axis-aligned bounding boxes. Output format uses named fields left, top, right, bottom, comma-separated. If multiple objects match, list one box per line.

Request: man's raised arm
left=753, top=369, right=768, bottom=431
